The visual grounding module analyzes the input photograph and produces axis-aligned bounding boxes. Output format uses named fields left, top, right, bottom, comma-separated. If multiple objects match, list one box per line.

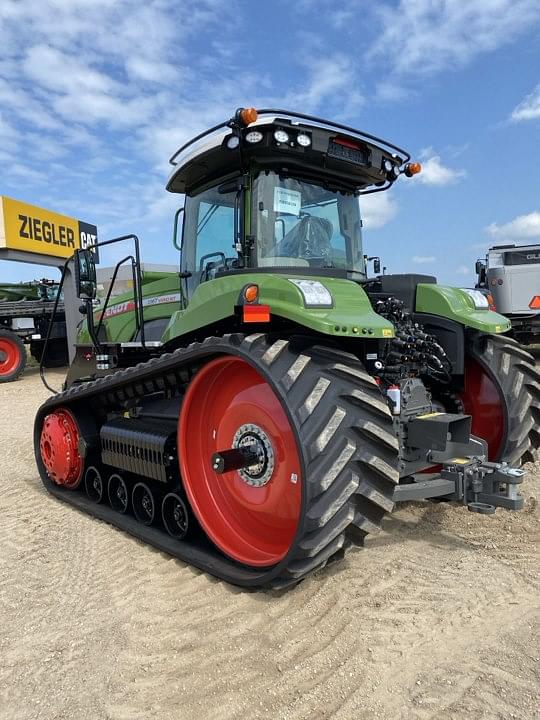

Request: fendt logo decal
left=0, top=196, right=98, bottom=261
left=103, top=293, right=182, bottom=319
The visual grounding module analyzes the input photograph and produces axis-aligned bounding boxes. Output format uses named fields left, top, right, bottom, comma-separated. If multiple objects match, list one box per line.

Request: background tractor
left=476, top=243, right=540, bottom=344
left=0, top=278, right=67, bottom=382
left=34, top=108, right=540, bottom=588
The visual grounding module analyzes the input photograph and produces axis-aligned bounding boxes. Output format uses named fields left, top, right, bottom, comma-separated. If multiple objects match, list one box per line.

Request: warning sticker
left=273, top=187, right=301, bottom=216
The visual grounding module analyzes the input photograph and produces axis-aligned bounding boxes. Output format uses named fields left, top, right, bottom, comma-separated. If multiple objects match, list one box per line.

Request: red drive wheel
left=460, top=356, right=505, bottom=461
left=179, top=356, right=302, bottom=567
left=0, top=330, right=26, bottom=382
left=39, top=408, right=84, bottom=488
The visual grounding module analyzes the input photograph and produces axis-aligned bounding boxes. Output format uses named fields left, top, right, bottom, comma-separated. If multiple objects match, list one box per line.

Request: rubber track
left=34, top=334, right=399, bottom=588
left=469, top=333, right=540, bottom=465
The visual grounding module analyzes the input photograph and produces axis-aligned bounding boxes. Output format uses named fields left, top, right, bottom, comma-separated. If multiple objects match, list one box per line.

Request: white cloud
left=125, top=57, right=180, bottom=85
left=369, top=0, right=540, bottom=76
left=24, top=45, right=115, bottom=96
left=412, top=255, right=436, bottom=264
left=486, top=212, right=540, bottom=240
left=471, top=241, right=489, bottom=251
left=413, top=148, right=466, bottom=186
left=281, top=54, right=364, bottom=116
left=361, top=193, right=398, bottom=229
left=510, top=84, right=540, bottom=122
left=456, top=265, right=471, bottom=275
left=375, top=81, right=410, bottom=102
left=8, top=163, right=43, bottom=183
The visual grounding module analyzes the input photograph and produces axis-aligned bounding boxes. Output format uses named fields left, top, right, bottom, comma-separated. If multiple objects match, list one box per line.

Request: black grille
left=503, top=249, right=540, bottom=266
left=101, top=417, right=177, bottom=482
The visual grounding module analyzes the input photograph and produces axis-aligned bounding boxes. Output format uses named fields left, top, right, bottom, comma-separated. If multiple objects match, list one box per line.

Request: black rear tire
left=468, top=333, right=540, bottom=465
left=205, top=335, right=400, bottom=585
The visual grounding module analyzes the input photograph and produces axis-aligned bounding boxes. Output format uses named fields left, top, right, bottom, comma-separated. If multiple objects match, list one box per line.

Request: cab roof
left=166, top=109, right=413, bottom=196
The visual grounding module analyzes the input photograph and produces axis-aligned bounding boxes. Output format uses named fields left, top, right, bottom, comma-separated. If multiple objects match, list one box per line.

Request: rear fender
left=415, top=284, right=511, bottom=334
left=162, top=273, right=395, bottom=342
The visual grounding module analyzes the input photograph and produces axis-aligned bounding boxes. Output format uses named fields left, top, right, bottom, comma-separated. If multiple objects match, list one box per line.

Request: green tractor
left=34, top=108, right=540, bottom=588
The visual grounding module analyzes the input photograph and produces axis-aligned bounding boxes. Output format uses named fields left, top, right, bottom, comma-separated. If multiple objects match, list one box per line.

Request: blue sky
left=1, top=0, right=539, bottom=284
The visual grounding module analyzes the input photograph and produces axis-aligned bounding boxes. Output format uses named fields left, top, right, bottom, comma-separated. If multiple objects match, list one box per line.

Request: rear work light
left=529, top=295, right=540, bottom=309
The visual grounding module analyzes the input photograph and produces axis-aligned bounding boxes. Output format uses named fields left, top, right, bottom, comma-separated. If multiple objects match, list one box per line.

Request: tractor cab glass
left=181, top=184, right=238, bottom=287
left=251, top=171, right=365, bottom=273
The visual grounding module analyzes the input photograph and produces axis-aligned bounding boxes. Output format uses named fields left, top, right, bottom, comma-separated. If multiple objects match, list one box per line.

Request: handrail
left=39, top=234, right=145, bottom=394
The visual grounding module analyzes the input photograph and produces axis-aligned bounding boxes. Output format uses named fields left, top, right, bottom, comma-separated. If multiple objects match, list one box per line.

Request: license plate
left=328, top=140, right=368, bottom=165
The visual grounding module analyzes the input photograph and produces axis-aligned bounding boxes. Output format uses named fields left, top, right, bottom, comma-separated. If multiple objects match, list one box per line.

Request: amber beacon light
left=404, top=162, right=422, bottom=177
left=239, top=107, right=258, bottom=125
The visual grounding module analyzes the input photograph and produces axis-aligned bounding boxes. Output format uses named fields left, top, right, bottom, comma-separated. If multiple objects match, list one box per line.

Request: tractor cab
left=168, top=108, right=421, bottom=298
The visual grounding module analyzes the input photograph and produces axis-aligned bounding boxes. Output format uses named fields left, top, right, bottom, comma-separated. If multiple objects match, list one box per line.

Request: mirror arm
left=85, top=297, right=102, bottom=352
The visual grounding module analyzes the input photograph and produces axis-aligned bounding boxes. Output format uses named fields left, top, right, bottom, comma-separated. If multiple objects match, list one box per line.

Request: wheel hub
left=178, top=354, right=302, bottom=567
left=39, top=409, right=83, bottom=488
left=173, top=504, right=186, bottom=528
left=232, top=423, right=274, bottom=487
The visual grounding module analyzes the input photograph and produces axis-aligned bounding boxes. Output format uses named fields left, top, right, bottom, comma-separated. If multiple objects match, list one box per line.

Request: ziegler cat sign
left=0, top=196, right=98, bottom=261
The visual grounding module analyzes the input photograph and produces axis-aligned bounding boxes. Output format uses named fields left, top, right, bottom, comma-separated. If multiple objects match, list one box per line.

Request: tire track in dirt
left=0, top=371, right=130, bottom=720
left=0, top=370, right=539, bottom=720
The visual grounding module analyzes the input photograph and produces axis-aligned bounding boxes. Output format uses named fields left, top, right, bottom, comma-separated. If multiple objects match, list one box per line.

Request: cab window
left=182, top=184, right=237, bottom=283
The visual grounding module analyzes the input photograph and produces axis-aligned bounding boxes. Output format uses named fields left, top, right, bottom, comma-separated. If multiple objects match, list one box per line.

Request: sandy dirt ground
left=0, top=367, right=539, bottom=720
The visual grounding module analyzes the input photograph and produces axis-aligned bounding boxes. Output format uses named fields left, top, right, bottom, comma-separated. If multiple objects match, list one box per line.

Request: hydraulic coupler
left=441, top=459, right=525, bottom=514
left=393, top=458, right=525, bottom=513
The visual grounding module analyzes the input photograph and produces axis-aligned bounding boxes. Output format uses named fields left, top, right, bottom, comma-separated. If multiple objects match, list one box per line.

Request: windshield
left=251, top=171, right=365, bottom=273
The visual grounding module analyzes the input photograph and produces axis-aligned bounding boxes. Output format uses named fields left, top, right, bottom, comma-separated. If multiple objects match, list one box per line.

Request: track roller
left=84, top=466, right=104, bottom=503
left=162, top=492, right=190, bottom=540
left=108, top=473, right=129, bottom=514
left=132, top=482, right=156, bottom=526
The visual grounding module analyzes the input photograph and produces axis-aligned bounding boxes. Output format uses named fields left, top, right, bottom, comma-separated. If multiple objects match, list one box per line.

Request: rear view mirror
left=475, top=260, right=486, bottom=275
left=75, top=249, right=97, bottom=300
left=366, top=256, right=381, bottom=275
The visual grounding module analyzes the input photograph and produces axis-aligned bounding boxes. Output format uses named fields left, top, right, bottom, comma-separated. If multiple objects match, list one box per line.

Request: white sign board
left=273, top=187, right=301, bottom=216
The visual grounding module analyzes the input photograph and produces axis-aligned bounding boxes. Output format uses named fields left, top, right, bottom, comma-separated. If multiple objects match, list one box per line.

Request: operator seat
left=274, top=216, right=333, bottom=260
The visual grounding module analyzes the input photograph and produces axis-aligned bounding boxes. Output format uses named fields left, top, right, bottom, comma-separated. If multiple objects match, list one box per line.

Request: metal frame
left=39, top=234, right=145, bottom=394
